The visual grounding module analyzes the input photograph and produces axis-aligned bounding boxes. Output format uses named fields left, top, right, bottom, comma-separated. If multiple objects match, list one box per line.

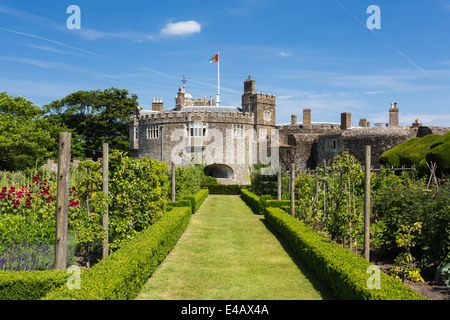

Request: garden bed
left=367, top=248, right=449, bottom=300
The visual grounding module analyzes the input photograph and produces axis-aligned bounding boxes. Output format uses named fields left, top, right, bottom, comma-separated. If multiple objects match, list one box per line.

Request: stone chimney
left=244, top=75, right=255, bottom=93
left=303, top=108, right=311, bottom=128
left=389, top=102, right=399, bottom=127
left=291, top=114, right=297, bottom=127
left=152, top=97, right=163, bottom=111
left=341, top=112, right=351, bottom=130
left=359, top=118, right=369, bottom=127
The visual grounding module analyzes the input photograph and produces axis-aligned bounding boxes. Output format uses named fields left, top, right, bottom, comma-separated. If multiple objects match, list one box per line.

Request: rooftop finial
left=181, top=74, right=187, bottom=89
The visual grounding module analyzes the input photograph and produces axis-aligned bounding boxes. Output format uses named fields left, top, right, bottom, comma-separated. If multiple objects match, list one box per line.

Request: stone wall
left=316, top=126, right=418, bottom=167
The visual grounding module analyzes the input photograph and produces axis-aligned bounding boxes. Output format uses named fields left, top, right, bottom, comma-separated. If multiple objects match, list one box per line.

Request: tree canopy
left=0, top=92, right=55, bottom=171
left=44, top=87, right=138, bottom=159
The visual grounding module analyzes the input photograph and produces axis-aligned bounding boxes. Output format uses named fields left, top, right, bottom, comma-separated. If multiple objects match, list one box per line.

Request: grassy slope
left=136, top=195, right=333, bottom=300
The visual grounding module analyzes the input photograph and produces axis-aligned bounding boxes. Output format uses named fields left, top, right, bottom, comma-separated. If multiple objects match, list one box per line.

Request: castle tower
left=241, top=76, right=276, bottom=126
left=389, top=102, right=399, bottom=127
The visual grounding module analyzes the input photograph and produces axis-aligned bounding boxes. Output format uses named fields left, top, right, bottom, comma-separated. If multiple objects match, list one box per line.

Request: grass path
left=136, top=195, right=334, bottom=300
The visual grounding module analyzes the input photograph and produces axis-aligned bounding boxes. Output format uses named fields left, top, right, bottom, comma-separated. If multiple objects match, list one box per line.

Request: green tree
left=44, top=87, right=139, bottom=158
left=0, top=92, right=54, bottom=171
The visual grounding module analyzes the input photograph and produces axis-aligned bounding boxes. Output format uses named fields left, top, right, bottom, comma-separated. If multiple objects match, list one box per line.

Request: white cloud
left=160, top=21, right=201, bottom=36
left=278, top=52, right=291, bottom=57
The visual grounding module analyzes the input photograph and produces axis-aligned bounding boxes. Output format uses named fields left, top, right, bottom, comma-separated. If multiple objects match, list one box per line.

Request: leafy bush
left=249, top=163, right=289, bottom=199
left=264, top=207, right=426, bottom=300
left=181, top=188, right=209, bottom=214
left=43, top=206, right=191, bottom=300
left=240, top=188, right=263, bottom=214
left=76, top=151, right=169, bottom=252
left=373, top=180, right=450, bottom=267
left=380, top=132, right=450, bottom=177
left=0, top=270, right=68, bottom=300
left=203, top=184, right=242, bottom=195
left=170, top=165, right=216, bottom=199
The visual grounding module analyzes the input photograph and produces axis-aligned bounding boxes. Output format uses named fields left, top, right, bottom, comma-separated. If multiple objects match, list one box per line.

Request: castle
left=130, top=76, right=449, bottom=184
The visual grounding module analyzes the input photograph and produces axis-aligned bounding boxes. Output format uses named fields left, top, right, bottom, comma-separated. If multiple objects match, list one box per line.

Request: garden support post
left=172, top=163, right=176, bottom=202
left=55, top=132, right=71, bottom=270
left=290, top=161, right=295, bottom=217
left=277, top=160, right=281, bottom=201
left=364, top=145, right=371, bottom=262
left=102, top=143, right=109, bottom=259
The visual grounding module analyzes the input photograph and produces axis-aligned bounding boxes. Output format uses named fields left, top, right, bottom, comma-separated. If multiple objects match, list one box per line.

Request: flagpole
left=217, top=52, right=220, bottom=106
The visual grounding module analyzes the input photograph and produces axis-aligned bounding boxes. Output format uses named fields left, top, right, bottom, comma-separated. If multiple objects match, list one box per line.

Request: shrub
left=43, top=206, right=191, bottom=300
left=373, top=182, right=450, bottom=266
left=181, top=188, right=209, bottom=214
left=0, top=270, right=68, bottom=300
left=240, top=188, right=262, bottom=214
left=264, top=207, right=426, bottom=300
left=380, top=132, right=450, bottom=177
left=203, top=184, right=242, bottom=195
left=170, top=165, right=217, bottom=199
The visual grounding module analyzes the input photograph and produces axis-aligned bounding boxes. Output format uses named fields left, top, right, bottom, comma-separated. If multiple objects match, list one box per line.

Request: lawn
left=137, top=195, right=332, bottom=300
left=136, top=195, right=334, bottom=300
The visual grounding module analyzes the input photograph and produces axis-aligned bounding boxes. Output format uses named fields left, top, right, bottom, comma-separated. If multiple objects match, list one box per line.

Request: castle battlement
left=137, top=108, right=255, bottom=124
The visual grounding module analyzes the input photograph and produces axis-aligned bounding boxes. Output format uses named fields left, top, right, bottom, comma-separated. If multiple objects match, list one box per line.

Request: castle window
left=259, top=129, right=267, bottom=139
left=326, top=139, right=337, bottom=152
left=233, top=124, right=244, bottom=138
left=147, top=124, right=159, bottom=139
left=135, top=127, right=139, bottom=140
left=264, top=111, right=271, bottom=121
left=187, top=121, right=206, bottom=137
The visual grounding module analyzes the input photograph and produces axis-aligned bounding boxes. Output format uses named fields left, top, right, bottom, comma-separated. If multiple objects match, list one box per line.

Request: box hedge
left=43, top=206, right=192, bottom=300
left=181, top=188, right=209, bottom=214
left=380, top=132, right=450, bottom=176
left=0, top=270, right=68, bottom=300
left=203, top=184, right=243, bottom=195
left=240, top=188, right=263, bottom=214
left=264, top=207, right=427, bottom=300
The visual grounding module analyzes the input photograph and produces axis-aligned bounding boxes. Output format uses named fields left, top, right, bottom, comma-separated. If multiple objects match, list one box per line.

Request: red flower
left=32, top=174, right=39, bottom=183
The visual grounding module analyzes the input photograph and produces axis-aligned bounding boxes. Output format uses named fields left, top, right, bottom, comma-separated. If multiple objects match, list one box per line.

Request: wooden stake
left=172, top=162, right=176, bottom=202
left=277, top=160, right=281, bottom=201
left=364, top=145, right=371, bottom=262
left=55, top=132, right=71, bottom=270
left=290, top=161, right=295, bottom=217
left=102, top=143, right=109, bottom=259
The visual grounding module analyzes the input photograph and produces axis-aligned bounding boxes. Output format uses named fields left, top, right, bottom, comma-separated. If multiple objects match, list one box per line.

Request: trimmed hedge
left=380, top=132, right=450, bottom=176
left=203, top=184, right=243, bottom=195
left=264, top=207, right=427, bottom=300
left=240, top=188, right=263, bottom=214
left=43, top=206, right=191, bottom=300
left=240, top=189, right=297, bottom=215
left=0, top=270, right=68, bottom=300
left=181, top=188, right=209, bottom=214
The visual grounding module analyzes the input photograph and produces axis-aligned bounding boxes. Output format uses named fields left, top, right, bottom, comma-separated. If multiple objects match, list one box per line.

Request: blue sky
left=1, top=0, right=450, bottom=126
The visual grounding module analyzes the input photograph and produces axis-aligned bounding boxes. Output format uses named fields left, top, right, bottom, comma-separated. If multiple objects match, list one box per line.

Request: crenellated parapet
left=136, top=108, right=255, bottom=125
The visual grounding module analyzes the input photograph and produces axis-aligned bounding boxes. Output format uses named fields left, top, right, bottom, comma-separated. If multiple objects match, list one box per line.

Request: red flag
left=209, top=54, right=219, bottom=63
